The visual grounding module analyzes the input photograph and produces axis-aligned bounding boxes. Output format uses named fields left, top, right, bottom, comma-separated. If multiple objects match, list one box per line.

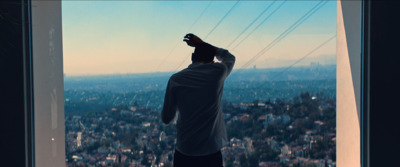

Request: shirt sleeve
left=161, top=78, right=178, bottom=124
left=215, top=48, right=236, bottom=75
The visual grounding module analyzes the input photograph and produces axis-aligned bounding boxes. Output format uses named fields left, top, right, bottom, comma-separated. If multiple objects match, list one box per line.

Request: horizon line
left=65, top=63, right=336, bottom=77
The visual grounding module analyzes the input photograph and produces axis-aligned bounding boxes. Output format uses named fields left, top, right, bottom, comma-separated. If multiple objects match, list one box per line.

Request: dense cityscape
left=65, top=65, right=336, bottom=167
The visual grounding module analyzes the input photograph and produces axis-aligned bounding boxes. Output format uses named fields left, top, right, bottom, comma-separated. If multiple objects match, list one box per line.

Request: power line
left=155, top=1, right=213, bottom=72
left=230, top=0, right=287, bottom=51
left=173, top=0, right=328, bottom=72
left=186, top=1, right=214, bottom=33
left=225, top=0, right=277, bottom=49
left=173, top=0, right=240, bottom=71
left=173, top=53, right=190, bottom=72
left=239, top=0, right=326, bottom=69
left=204, top=0, right=240, bottom=40
left=239, top=0, right=328, bottom=70
left=256, top=34, right=336, bottom=89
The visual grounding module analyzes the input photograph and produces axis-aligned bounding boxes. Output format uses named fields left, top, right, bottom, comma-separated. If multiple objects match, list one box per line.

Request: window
left=30, top=0, right=365, bottom=167
left=62, top=1, right=337, bottom=166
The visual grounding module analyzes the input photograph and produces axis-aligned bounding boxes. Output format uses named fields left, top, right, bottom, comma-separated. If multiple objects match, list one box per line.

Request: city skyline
left=64, top=67, right=337, bottom=166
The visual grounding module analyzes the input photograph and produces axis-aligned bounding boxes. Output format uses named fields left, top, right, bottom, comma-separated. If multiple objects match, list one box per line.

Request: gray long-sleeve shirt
left=161, top=48, right=235, bottom=156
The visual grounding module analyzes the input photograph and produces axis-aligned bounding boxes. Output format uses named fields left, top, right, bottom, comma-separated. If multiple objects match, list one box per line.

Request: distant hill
left=64, top=64, right=336, bottom=115
left=65, top=64, right=336, bottom=93
left=226, top=64, right=336, bottom=82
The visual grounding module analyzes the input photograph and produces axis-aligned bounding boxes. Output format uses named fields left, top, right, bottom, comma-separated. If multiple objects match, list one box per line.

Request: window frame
left=21, top=0, right=373, bottom=166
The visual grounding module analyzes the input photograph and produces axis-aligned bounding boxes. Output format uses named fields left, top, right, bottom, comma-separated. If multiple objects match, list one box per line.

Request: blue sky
left=62, top=0, right=336, bottom=76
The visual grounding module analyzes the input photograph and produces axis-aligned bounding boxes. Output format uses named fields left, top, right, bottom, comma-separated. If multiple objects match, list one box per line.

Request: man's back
left=162, top=48, right=235, bottom=156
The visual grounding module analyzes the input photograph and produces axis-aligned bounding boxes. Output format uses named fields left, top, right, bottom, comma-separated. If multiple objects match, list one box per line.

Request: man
left=161, top=33, right=235, bottom=167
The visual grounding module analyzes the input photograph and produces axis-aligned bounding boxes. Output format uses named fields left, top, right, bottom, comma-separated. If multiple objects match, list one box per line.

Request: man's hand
left=183, top=33, right=204, bottom=47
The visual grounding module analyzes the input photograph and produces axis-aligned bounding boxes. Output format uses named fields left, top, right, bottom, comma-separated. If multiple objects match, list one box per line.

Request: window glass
left=63, top=1, right=336, bottom=166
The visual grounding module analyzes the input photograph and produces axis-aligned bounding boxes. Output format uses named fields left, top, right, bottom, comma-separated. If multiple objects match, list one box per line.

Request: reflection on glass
left=63, top=1, right=336, bottom=166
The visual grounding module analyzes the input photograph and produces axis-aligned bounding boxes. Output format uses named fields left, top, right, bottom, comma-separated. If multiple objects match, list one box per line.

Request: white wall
left=32, top=0, right=65, bottom=166
left=337, top=0, right=361, bottom=166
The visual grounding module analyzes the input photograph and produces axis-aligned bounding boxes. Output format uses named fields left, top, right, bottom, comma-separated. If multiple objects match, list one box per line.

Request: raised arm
left=183, top=33, right=235, bottom=74
left=215, top=48, right=236, bottom=75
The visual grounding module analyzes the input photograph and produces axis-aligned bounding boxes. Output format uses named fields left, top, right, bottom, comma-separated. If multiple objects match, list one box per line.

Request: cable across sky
left=173, top=0, right=329, bottom=73
left=253, top=34, right=337, bottom=90
left=155, top=1, right=213, bottom=72
left=225, top=0, right=277, bottom=49
left=61, top=1, right=336, bottom=75
left=230, top=0, right=287, bottom=51
left=204, top=0, right=240, bottom=40
left=173, top=1, right=241, bottom=71
left=238, top=0, right=329, bottom=70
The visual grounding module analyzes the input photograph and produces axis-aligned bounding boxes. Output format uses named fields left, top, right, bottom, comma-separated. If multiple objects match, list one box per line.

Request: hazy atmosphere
left=62, top=1, right=336, bottom=76
left=63, top=1, right=338, bottom=166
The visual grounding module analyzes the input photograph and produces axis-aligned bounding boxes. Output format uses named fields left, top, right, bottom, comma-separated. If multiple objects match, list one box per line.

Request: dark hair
left=191, top=43, right=216, bottom=63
